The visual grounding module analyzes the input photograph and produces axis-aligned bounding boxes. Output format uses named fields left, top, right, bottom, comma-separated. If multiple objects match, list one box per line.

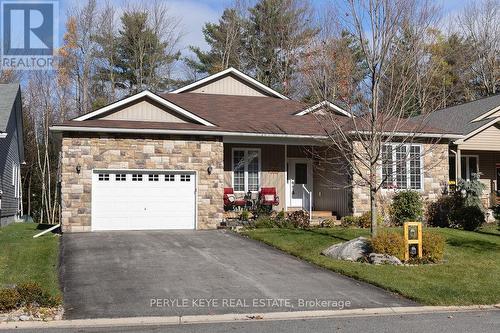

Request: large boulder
left=368, top=253, right=402, bottom=265
left=321, top=237, right=369, bottom=261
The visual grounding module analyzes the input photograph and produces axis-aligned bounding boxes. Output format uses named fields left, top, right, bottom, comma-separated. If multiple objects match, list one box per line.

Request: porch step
left=311, top=211, right=335, bottom=218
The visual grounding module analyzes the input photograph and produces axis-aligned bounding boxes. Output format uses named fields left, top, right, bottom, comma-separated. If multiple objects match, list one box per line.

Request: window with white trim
left=382, top=144, right=422, bottom=190
left=180, top=174, right=191, bottom=182
left=148, top=174, right=159, bottom=181
left=132, top=174, right=143, bottom=181
left=165, top=174, right=175, bottom=182
left=232, top=149, right=260, bottom=192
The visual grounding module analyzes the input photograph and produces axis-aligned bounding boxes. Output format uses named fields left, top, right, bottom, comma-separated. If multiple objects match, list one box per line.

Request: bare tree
left=23, top=72, right=64, bottom=224
left=311, top=0, right=444, bottom=236
left=458, top=0, right=500, bottom=96
left=60, top=0, right=99, bottom=115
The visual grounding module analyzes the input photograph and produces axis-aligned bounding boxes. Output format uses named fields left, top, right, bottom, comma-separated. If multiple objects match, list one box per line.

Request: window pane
left=295, top=163, right=307, bottom=185
left=233, top=150, right=245, bottom=191
left=409, top=146, right=421, bottom=190
left=382, top=145, right=393, bottom=189
left=460, top=157, right=467, bottom=180
left=469, top=157, right=478, bottom=179
left=395, top=146, right=407, bottom=189
left=247, top=150, right=259, bottom=191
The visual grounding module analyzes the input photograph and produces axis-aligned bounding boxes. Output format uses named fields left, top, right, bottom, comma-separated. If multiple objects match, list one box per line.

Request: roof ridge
left=431, top=93, right=500, bottom=114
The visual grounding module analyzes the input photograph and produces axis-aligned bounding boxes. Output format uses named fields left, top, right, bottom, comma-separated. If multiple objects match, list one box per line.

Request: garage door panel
left=91, top=170, right=196, bottom=231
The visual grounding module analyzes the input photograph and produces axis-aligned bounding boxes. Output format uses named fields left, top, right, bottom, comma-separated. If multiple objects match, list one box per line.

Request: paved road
left=60, top=230, right=414, bottom=319
left=4, top=310, right=499, bottom=333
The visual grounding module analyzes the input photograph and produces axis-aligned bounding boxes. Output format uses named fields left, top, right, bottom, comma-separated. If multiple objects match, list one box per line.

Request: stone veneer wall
left=352, top=142, right=449, bottom=216
left=60, top=133, right=224, bottom=232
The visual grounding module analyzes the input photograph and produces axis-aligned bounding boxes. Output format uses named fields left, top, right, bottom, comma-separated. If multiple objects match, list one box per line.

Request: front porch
left=222, top=143, right=352, bottom=219
left=450, top=148, right=500, bottom=207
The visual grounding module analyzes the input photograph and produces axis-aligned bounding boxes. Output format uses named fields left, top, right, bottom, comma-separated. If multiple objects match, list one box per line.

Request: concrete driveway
left=60, top=230, right=415, bottom=319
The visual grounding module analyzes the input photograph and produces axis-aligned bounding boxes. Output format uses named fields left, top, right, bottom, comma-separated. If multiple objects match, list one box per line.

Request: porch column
left=456, top=148, right=461, bottom=180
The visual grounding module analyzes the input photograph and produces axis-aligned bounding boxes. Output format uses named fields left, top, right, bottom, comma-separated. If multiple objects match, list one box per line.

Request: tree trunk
left=370, top=186, right=378, bottom=237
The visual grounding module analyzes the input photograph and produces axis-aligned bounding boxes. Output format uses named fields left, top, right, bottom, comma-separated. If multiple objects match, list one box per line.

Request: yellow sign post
left=403, top=222, right=422, bottom=261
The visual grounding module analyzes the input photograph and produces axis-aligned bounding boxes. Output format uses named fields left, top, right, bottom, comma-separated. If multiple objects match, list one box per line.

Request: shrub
left=16, top=282, right=59, bottom=307
left=451, top=205, right=485, bottom=231
left=358, top=212, right=383, bottom=228
left=390, top=191, right=423, bottom=226
left=286, top=210, right=310, bottom=229
left=457, top=175, right=485, bottom=208
left=253, top=215, right=275, bottom=229
left=426, top=195, right=463, bottom=227
left=370, top=231, right=405, bottom=260
left=0, top=288, right=20, bottom=312
left=493, top=205, right=500, bottom=223
left=340, top=215, right=358, bottom=227
left=422, top=231, right=445, bottom=263
left=240, top=210, right=250, bottom=221
left=340, top=215, right=359, bottom=227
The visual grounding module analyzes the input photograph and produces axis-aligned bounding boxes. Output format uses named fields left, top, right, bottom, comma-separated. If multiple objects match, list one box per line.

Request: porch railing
left=302, top=184, right=312, bottom=222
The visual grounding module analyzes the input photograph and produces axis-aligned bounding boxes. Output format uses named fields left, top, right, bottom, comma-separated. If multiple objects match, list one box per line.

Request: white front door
left=91, top=170, right=196, bottom=231
left=287, top=159, right=313, bottom=208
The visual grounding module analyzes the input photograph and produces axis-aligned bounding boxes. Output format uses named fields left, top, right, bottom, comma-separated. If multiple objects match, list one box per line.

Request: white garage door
left=91, top=170, right=196, bottom=231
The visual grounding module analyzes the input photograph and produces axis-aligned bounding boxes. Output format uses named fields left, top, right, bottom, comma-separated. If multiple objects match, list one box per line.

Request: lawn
left=0, top=223, right=60, bottom=297
left=242, top=226, right=500, bottom=306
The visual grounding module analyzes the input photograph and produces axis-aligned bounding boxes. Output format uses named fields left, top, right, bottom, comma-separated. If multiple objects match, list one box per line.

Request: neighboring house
left=0, top=84, right=24, bottom=227
left=50, top=68, right=459, bottom=232
left=416, top=95, right=500, bottom=208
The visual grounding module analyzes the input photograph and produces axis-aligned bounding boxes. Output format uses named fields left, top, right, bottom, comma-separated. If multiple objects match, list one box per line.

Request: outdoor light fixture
left=207, top=165, right=213, bottom=175
left=76, top=164, right=81, bottom=174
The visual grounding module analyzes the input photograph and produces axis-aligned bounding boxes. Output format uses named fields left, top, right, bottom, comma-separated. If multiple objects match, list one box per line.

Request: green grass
left=242, top=226, right=500, bottom=306
left=0, top=223, right=60, bottom=297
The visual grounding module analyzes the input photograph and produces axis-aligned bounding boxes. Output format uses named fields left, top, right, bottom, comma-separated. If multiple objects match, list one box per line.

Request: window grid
left=382, top=145, right=393, bottom=189
left=395, top=146, right=407, bottom=189
left=165, top=174, right=175, bottom=182
left=382, top=144, right=422, bottom=190
left=232, top=149, right=260, bottom=192
left=149, top=174, right=159, bottom=181
left=115, top=174, right=126, bottom=181
left=132, top=174, right=143, bottom=181
left=98, top=174, right=110, bottom=181
left=409, top=146, right=421, bottom=190
left=233, top=150, right=245, bottom=191
left=247, top=150, right=259, bottom=191
left=180, top=174, right=191, bottom=182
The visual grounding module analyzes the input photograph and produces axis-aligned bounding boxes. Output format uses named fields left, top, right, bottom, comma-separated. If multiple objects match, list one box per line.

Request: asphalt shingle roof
left=413, top=94, right=500, bottom=135
left=0, top=83, right=20, bottom=132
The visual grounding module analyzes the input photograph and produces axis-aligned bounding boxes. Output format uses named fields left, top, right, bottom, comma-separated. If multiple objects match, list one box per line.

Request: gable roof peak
left=72, top=90, right=216, bottom=127
left=170, top=67, right=290, bottom=100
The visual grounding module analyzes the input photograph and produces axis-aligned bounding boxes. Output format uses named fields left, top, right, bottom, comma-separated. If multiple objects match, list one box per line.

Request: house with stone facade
left=415, top=94, right=500, bottom=209
left=51, top=67, right=483, bottom=232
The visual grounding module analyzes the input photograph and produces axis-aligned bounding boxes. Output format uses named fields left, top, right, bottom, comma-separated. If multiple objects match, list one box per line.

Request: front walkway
left=60, top=230, right=415, bottom=319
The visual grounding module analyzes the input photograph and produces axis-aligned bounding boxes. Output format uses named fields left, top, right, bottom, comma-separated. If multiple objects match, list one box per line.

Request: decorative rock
left=321, top=237, right=370, bottom=261
left=368, top=253, right=402, bottom=265
left=19, top=315, right=31, bottom=321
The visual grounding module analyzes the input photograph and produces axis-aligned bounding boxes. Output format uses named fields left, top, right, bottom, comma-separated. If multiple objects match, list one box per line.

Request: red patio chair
left=224, top=188, right=246, bottom=211
left=259, top=187, right=279, bottom=207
